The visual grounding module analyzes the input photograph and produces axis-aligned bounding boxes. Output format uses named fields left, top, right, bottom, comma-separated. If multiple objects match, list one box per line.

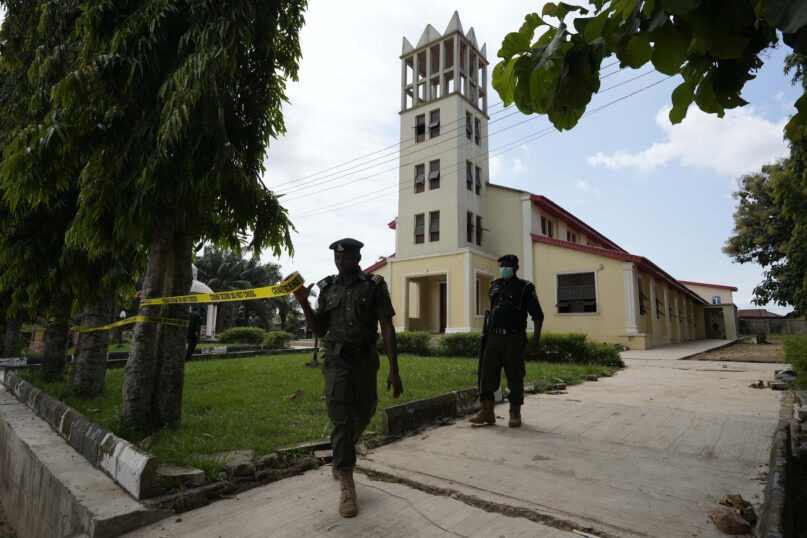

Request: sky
left=0, top=3, right=799, bottom=313
left=262, top=1, right=798, bottom=314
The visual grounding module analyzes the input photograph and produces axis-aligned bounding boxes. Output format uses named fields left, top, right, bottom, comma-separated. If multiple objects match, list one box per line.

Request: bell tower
left=395, top=11, right=489, bottom=258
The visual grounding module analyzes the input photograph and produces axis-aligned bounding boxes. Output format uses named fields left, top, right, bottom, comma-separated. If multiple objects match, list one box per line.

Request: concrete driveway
left=126, top=340, right=783, bottom=537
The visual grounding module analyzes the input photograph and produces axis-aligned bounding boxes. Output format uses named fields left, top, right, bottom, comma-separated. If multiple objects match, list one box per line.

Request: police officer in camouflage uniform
left=470, top=254, right=543, bottom=428
left=293, top=238, right=403, bottom=518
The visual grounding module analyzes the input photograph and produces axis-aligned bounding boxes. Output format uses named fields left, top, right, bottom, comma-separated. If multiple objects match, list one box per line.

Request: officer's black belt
left=325, top=341, right=374, bottom=357
left=488, top=327, right=524, bottom=335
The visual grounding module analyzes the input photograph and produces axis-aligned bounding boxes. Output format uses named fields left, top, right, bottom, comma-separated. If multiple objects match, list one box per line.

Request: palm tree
left=195, top=246, right=281, bottom=331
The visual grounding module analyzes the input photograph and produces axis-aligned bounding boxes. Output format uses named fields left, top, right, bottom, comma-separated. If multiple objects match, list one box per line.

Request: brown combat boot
left=469, top=400, right=496, bottom=425
left=336, top=468, right=358, bottom=518
left=508, top=404, right=522, bottom=428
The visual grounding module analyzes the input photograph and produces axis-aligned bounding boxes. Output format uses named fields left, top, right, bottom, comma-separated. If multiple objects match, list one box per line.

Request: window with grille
left=414, top=164, right=425, bottom=193
left=466, top=212, right=473, bottom=242
left=557, top=273, right=596, bottom=313
left=466, top=161, right=473, bottom=190
left=475, top=166, right=481, bottom=195
left=566, top=231, right=577, bottom=243
left=429, top=211, right=440, bottom=242
left=414, top=213, right=425, bottom=244
left=474, top=117, right=481, bottom=145
left=465, top=111, right=472, bottom=139
left=475, top=215, right=482, bottom=246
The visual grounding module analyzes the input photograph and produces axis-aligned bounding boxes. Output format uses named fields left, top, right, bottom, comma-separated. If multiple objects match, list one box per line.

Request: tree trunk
left=71, top=291, right=114, bottom=396
left=121, top=225, right=193, bottom=430
left=152, top=228, right=192, bottom=427
left=42, top=295, right=73, bottom=380
left=2, top=318, right=22, bottom=358
left=122, top=225, right=172, bottom=430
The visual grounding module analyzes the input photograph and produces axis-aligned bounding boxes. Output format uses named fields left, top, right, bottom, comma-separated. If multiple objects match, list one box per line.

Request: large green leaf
left=660, top=0, right=699, bottom=16
left=669, top=79, right=695, bottom=123
left=492, top=59, right=518, bottom=104
left=650, top=23, right=689, bottom=75
left=500, top=31, right=533, bottom=58
left=583, top=11, right=609, bottom=42
left=543, top=2, right=589, bottom=21
left=693, top=74, right=724, bottom=115
left=763, top=0, right=807, bottom=35
left=620, top=33, right=652, bottom=68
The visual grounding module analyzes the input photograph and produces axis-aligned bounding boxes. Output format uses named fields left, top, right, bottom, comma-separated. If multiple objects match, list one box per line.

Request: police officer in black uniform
left=470, top=254, right=543, bottom=428
left=292, top=238, right=403, bottom=518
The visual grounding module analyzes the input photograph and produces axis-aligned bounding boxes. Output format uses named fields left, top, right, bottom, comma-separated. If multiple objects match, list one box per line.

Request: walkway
left=126, top=340, right=783, bottom=537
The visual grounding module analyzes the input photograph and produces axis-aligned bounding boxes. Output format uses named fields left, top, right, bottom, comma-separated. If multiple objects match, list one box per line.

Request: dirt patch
left=0, top=497, right=16, bottom=538
left=689, top=342, right=784, bottom=363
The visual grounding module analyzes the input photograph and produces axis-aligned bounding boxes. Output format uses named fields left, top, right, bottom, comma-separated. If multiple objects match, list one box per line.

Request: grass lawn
left=19, top=354, right=616, bottom=472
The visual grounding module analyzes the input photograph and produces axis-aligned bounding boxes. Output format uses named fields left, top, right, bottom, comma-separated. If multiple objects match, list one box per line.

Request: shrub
left=784, top=336, right=807, bottom=388
left=263, top=331, right=294, bottom=349
left=217, top=327, right=266, bottom=344
left=437, top=332, right=481, bottom=357
left=533, top=332, right=624, bottom=367
left=395, top=331, right=434, bottom=355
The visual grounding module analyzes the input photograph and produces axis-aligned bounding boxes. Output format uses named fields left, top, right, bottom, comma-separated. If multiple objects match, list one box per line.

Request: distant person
left=248, top=313, right=259, bottom=327
left=235, top=305, right=246, bottom=327
left=470, top=254, right=543, bottom=428
left=185, top=307, right=203, bottom=361
left=292, top=238, right=403, bottom=519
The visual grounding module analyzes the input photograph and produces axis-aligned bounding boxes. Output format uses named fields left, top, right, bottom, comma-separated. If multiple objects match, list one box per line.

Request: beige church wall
left=531, top=243, right=628, bottom=345
left=470, top=253, right=499, bottom=331
left=682, top=283, right=734, bottom=306
left=483, top=185, right=525, bottom=260
left=382, top=252, right=468, bottom=332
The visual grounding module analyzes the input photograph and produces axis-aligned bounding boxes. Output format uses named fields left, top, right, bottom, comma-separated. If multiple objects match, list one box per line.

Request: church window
left=475, top=166, right=481, bottom=194
left=429, top=211, right=440, bottom=242
left=414, top=213, right=425, bottom=244
left=429, top=109, right=440, bottom=138
left=474, top=117, right=481, bottom=145
left=415, top=114, right=426, bottom=143
left=557, top=272, right=597, bottom=313
left=465, top=111, right=472, bottom=139
left=566, top=231, right=577, bottom=243
left=466, top=212, right=473, bottom=242
left=428, top=160, right=440, bottom=189
left=414, top=164, right=425, bottom=193
left=541, top=216, right=554, bottom=238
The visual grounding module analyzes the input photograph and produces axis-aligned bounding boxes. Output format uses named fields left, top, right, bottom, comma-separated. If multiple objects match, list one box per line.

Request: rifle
left=476, top=309, right=490, bottom=396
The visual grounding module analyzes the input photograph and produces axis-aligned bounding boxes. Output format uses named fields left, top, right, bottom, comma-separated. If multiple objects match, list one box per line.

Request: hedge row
left=378, top=331, right=623, bottom=367
left=784, top=336, right=807, bottom=388
left=216, top=327, right=294, bottom=349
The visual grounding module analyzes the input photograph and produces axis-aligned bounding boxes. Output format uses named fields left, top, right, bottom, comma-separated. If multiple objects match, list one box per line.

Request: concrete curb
left=756, top=391, right=795, bottom=538
left=1, top=369, right=159, bottom=500
left=382, top=387, right=503, bottom=436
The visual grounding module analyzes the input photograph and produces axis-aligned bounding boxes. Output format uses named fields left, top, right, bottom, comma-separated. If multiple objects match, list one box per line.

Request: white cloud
left=512, top=158, right=526, bottom=173
left=586, top=106, right=788, bottom=177
left=574, top=180, right=601, bottom=195
left=489, top=155, right=504, bottom=179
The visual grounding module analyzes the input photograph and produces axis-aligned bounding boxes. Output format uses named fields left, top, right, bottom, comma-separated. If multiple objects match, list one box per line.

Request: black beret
left=329, top=238, right=364, bottom=252
left=497, top=254, right=519, bottom=265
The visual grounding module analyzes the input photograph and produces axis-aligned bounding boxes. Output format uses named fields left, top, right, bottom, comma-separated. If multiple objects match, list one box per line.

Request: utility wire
left=290, top=75, right=674, bottom=219
left=268, top=60, right=624, bottom=190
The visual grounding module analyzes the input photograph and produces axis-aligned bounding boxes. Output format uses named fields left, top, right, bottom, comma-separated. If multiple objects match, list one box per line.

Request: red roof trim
left=679, top=280, right=738, bottom=292
left=388, top=218, right=397, bottom=230
left=365, top=253, right=394, bottom=274
left=530, top=195, right=626, bottom=253
left=531, top=235, right=706, bottom=304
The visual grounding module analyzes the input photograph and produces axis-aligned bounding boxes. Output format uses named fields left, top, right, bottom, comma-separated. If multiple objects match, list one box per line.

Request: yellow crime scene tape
left=140, top=272, right=305, bottom=306
left=77, top=272, right=305, bottom=332
left=78, top=315, right=189, bottom=333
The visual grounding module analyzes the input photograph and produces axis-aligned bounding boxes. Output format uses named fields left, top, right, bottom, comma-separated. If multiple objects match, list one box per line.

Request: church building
left=366, top=13, right=738, bottom=349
